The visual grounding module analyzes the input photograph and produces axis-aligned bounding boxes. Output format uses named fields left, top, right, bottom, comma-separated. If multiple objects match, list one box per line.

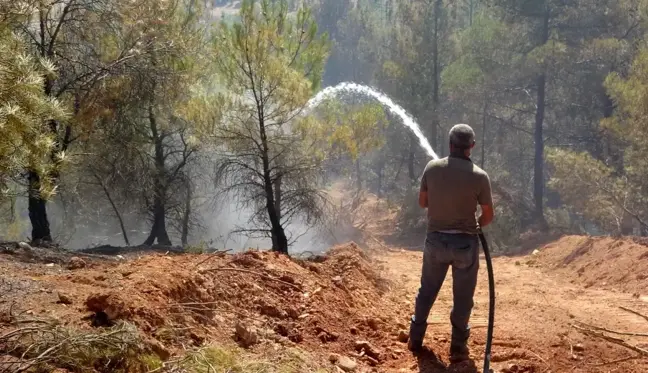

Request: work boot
left=408, top=339, right=423, bottom=353
left=449, top=343, right=470, bottom=363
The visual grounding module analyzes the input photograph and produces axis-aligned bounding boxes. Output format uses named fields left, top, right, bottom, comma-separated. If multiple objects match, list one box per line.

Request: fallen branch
left=575, top=321, right=648, bottom=337
left=525, top=349, right=550, bottom=372
left=366, top=234, right=392, bottom=251
left=199, top=267, right=302, bottom=291
left=170, top=302, right=268, bottom=324
left=571, top=324, right=648, bottom=358
left=192, top=249, right=232, bottom=269
left=619, top=306, right=648, bottom=323
left=589, top=355, right=640, bottom=367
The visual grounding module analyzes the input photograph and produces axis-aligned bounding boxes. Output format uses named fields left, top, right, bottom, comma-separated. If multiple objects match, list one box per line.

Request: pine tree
left=0, top=25, right=68, bottom=211
left=207, top=0, right=330, bottom=254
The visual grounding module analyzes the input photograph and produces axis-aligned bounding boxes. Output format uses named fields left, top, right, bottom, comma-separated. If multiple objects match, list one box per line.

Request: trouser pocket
left=443, top=234, right=478, bottom=269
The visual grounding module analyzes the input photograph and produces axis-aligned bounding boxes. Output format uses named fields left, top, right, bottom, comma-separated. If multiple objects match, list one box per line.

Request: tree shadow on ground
left=415, top=348, right=478, bottom=373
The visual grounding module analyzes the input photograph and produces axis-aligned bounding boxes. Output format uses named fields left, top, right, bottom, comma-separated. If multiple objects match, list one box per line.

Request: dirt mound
left=0, top=242, right=408, bottom=371
left=532, top=235, right=648, bottom=294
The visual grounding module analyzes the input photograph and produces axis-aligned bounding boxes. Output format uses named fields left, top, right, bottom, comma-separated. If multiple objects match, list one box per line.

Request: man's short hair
left=449, top=124, right=475, bottom=149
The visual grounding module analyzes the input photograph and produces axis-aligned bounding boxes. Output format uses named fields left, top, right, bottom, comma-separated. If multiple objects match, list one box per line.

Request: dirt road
left=377, top=249, right=648, bottom=372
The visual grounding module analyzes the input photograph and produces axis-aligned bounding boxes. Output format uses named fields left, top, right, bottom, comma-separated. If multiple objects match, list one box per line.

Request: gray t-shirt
left=420, top=156, right=493, bottom=235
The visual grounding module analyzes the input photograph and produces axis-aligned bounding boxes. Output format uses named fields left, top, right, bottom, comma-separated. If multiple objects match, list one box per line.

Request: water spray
left=306, top=82, right=495, bottom=373
left=306, top=82, right=439, bottom=159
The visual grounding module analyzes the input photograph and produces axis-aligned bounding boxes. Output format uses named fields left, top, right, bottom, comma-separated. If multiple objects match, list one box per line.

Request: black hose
left=478, top=231, right=495, bottom=373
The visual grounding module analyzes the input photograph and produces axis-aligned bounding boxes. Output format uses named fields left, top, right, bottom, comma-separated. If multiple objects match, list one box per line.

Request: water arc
left=306, top=82, right=440, bottom=160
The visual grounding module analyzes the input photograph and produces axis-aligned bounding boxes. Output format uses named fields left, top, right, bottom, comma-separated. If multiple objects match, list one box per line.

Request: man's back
left=421, top=156, right=492, bottom=235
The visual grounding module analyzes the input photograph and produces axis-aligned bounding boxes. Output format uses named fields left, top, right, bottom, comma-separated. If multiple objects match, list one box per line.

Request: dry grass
left=0, top=312, right=334, bottom=373
left=156, top=346, right=334, bottom=373
left=0, top=314, right=152, bottom=373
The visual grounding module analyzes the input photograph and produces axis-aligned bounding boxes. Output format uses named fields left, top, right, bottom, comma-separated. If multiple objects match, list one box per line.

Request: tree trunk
left=376, top=157, right=385, bottom=197
left=29, top=22, right=55, bottom=245
left=533, top=5, right=550, bottom=229
left=430, top=0, right=442, bottom=151
left=267, top=191, right=288, bottom=253
left=408, top=134, right=416, bottom=183
left=257, top=116, right=288, bottom=254
left=534, top=73, right=547, bottom=225
left=274, top=174, right=282, bottom=223
left=481, top=100, right=488, bottom=169
left=181, top=181, right=192, bottom=246
left=144, top=196, right=172, bottom=246
left=469, top=0, right=475, bottom=26
left=28, top=170, right=52, bottom=243
left=94, top=173, right=130, bottom=246
left=143, top=103, right=172, bottom=246
left=355, top=158, right=362, bottom=192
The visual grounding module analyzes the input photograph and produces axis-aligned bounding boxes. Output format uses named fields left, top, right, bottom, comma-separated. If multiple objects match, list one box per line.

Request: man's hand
left=419, top=190, right=428, bottom=208
left=478, top=204, right=494, bottom=228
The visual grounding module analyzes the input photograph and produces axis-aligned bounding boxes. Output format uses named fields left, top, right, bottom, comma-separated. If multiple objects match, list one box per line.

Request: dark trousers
left=409, top=232, right=480, bottom=346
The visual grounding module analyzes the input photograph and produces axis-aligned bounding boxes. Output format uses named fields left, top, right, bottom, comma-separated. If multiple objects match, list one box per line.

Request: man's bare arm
left=478, top=204, right=494, bottom=228
left=419, top=190, right=428, bottom=208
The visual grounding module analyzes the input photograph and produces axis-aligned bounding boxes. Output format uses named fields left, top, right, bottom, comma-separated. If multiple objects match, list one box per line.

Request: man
left=408, top=124, right=494, bottom=362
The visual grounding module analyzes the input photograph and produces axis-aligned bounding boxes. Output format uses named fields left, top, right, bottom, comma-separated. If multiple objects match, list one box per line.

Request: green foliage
left=559, top=46, right=648, bottom=233
left=318, top=101, right=387, bottom=159
left=0, top=27, right=68, bottom=200
left=68, top=0, right=214, bottom=246
left=547, top=148, right=632, bottom=234
left=442, top=14, right=516, bottom=95
left=442, top=57, right=485, bottom=94
left=184, top=241, right=208, bottom=254
left=139, top=354, right=164, bottom=371
left=526, top=40, right=569, bottom=70
left=214, top=0, right=329, bottom=102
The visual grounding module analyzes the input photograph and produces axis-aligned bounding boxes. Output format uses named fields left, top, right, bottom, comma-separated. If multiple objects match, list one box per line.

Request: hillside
left=532, top=235, right=648, bottom=295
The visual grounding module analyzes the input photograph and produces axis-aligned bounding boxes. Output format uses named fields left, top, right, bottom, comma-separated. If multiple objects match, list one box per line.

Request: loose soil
left=2, top=234, right=648, bottom=372
left=533, top=235, right=648, bottom=295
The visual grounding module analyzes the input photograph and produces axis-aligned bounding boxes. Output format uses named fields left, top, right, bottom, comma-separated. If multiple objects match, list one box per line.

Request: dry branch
left=191, top=249, right=233, bottom=269
left=619, top=306, right=648, bottom=323
left=575, top=321, right=648, bottom=337
left=571, top=324, right=648, bottom=358
left=590, top=355, right=640, bottom=367
left=199, top=267, right=302, bottom=290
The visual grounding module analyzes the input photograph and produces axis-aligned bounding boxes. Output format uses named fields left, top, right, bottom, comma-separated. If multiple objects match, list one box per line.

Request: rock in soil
left=57, top=292, right=73, bottom=305
left=235, top=322, right=258, bottom=348
left=367, top=318, right=380, bottom=331
left=148, top=339, right=171, bottom=360
left=66, top=256, right=87, bottom=270
left=259, top=302, right=287, bottom=319
left=336, top=356, right=357, bottom=372
left=316, top=326, right=339, bottom=343
left=18, top=242, right=33, bottom=251
left=355, top=340, right=382, bottom=361
left=329, top=353, right=341, bottom=363
left=398, top=330, right=409, bottom=343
